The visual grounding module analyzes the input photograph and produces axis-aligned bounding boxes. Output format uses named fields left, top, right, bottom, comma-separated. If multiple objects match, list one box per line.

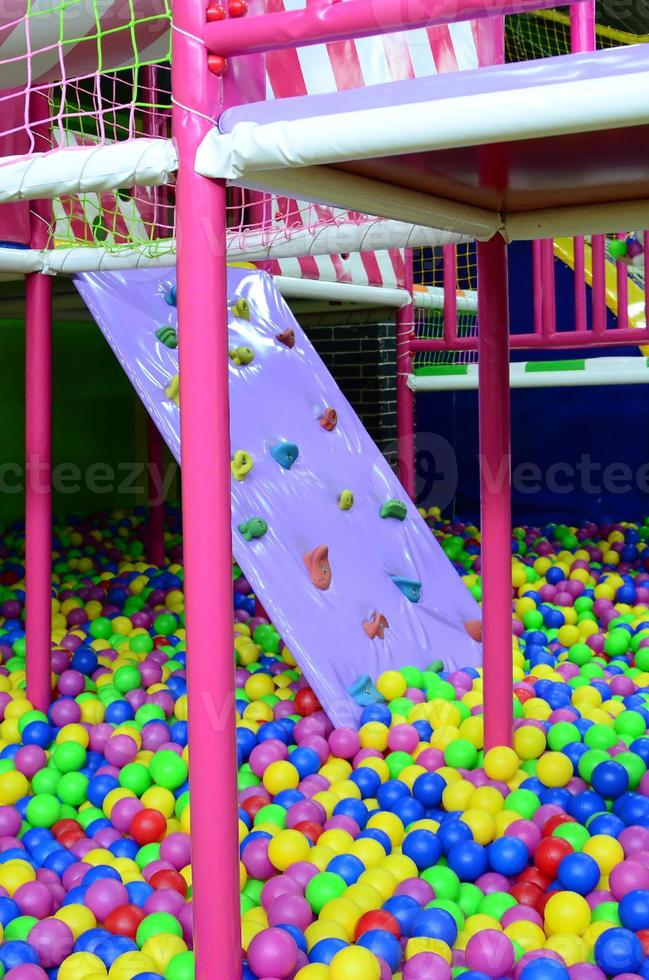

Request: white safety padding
left=504, top=200, right=649, bottom=242
left=410, top=357, right=649, bottom=391
left=0, top=139, right=177, bottom=204
left=198, top=70, right=649, bottom=181
left=228, top=166, right=500, bottom=241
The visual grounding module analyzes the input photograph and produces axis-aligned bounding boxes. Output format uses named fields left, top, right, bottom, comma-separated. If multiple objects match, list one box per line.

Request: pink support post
left=172, top=0, right=241, bottom=975
left=532, top=241, right=542, bottom=334
left=540, top=240, right=556, bottom=337
left=443, top=244, right=458, bottom=345
left=573, top=237, right=587, bottom=334
left=477, top=235, right=513, bottom=750
left=645, top=231, right=649, bottom=325
left=396, top=253, right=416, bottom=500
left=25, top=91, right=52, bottom=713
left=592, top=235, right=607, bottom=335
left=205, top=0, right=559, bottom=57
left=616, top=234, right=629, bottom=332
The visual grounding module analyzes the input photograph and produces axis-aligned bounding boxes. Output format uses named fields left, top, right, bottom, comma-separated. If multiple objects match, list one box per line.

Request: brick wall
left=304, top=318, right=397, bottom=468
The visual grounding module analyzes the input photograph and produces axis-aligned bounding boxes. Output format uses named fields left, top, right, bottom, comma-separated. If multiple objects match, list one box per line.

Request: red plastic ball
left=518, top=867, right=551, bottom=890
left=52, top=818, right=83, bottom=838
left=104, top=904, right=147, bottom=939
left=354, top=909, right=400, bottom=941
left=149, top=869, right=188, bottom=896
left=533, top=837, right=573, bottom=878
left=242, top=796, right=270, bottom=819
left=58, top=829, right=86, bottom=848
left=294, top=689, right=321, bottom=716
left=637, top=929, right=649, bottom=956
left=292, top=821, right=323, bottom=845
left=510, top=882, right=544, bottom=908
left=228, top=0, right=248, bottom=15
left=207, top=54, right=227, bottom=75
left=130, top=808, right=167, bottom=845
left=542, top=814, right=575, bottom=836
left=206, top=2, right=226, bottom=19
left=515, top=689, right=534, bottom=703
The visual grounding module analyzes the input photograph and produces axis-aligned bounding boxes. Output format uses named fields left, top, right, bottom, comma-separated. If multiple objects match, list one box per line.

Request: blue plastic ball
left=557, top=852, right=601, bottom=895
left=619, top=889, right=649, bottom=932
left=519, top=959, right=569, bottom=980
left=310, top=938, right=348, bottom=964
left=402, top=829, right=442, bottom=871
left=447, top=841, right=488, bottom=882
left=594, top=927, right=643, bottom=975
left=592, top=761, right=630, bottom=799
left=487, top=836, right=529, bottom=876
left=357, top=929, right=401, bottom=971
left=410, top=907, right=458, bottom=945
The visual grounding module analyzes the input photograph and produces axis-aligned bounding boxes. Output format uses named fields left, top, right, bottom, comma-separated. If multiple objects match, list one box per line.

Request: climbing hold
left=270, top=441, right=299, bottom=470
left=428, top=659, right=444, bottom=673
left=163, top=284, right=177, bottom=307
left=165, top=374, right=180, bottom=406
left=229, top=346, right=255, bottom=365
left=238, top=518, right=268, bottom=541
left=349, top=675, right=385, bottom=707
left=380, top=499, right=408, bottom=521
left=338, top=490, right=354, bottom=511
left=363, top=612, right=389, bottom=640
left=231, top=450, right=253, bottom=481
left=303, top=545, right=331, bottom=591
left=230, top=298, right=251, bottom=320
left=276, top=327, right=295, bottom=348
left=391, top=576, right=421, bottom=603
left=464, top=619, right=483, bottom=642
left=156, top=326, right=178, bottom=349
left=319, top=407, right=337, bottom=431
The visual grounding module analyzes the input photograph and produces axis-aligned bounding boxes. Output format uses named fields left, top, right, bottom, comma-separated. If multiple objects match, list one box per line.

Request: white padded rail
left=0, top=139, right=177, bottom=204
left=410, top=357, right=649, bottom=391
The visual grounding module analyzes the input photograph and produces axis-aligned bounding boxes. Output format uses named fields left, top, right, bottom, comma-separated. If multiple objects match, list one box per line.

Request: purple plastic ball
left=247, top=928, right=299, bottom=979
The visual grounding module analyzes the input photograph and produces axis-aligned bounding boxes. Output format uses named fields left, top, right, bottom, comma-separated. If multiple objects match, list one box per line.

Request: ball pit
left=0, top=509, right=647, bottom=976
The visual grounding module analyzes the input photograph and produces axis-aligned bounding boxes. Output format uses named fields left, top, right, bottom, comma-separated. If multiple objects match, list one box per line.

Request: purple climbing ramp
left=75, top=267, right=481, bottom=726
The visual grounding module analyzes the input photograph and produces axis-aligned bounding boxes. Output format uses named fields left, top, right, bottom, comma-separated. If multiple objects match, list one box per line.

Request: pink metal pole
left=570, top=0, right=595, bottom=51
left=616, top=234, right=629, bottom=332
left=540, top=240, right=556, bottom=337
left=477, top=235, right=513, bottom=750
left=396, top=252, right=416, bottom=499
left=591, top=235, right=607, bottom=335
left=573, top=237, right=587, bottom=333
left=645, top=231, right=649, bottom=326
left=443, top=244, right=458, bottom=344
left=25, top=91, right=53, bottom=713
left=205, top=0, right=561, bottom=57
left=532, top=241, right=542, bottom=334
left=172, top=0, right=241, bottom=975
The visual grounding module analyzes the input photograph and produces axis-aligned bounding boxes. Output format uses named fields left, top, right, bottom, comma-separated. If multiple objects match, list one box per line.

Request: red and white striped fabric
left=261, top=0, right=479, bottom=287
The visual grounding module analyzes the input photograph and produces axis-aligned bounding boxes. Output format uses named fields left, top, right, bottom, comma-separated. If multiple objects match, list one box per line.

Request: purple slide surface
left=76, top=267, right=481, bottom=726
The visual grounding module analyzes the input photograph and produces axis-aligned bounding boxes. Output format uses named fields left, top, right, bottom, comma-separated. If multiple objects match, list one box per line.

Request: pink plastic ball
left=247, top=928, right=299, bottom=979
left=465, top=930, right=515, bottom=979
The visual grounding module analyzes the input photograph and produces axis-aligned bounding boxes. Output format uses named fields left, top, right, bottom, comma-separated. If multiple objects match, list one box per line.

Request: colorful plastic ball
left=309, top=938, right=348, bottom=965
left=402, top=830, right=442, bottom=871
left=329, top=945, right=380, bottom=980
left=305, top=874, right=347, bottom=915
left=410, top=907, right=458, bottom=946
left=620, top=890, right=649, bottom=932
left=594, top=927, right=643, bottom=975
left=130, top=809, right=166, bottom=846
left=447, top=842, right=488, bottom=882
left=544, top=892, right=591, bottom=936
left=487, top=837, right=529, bottom=876
left=247, top=928, right=298, bottom=978
left=29, top=918, right=74, bottom=968
left=557, top=853, right=601, bottom=895
left=484, top=747, right=520, bottom=782
left=402, top=952, right=452, bottom=979
left=591, top=761, right=629, bottom=799
left=537, top=752, right=573, bottom=788
left=465, top=930, right=515, bottom=979
left=519, top=957, right=569, bottom=980
left=148, top=751, right=187, bottom=791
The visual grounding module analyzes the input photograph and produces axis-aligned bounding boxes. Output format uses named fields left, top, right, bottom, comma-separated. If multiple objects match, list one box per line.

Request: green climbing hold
left=380, top=499, right=408, bottom=520
left=155, top=326, right=178, bottom=349
left=238, top=518, right=268, bottom=542
left=230, top=298, right=251, bottom=320
left=229, top=346, right=254, bottom=365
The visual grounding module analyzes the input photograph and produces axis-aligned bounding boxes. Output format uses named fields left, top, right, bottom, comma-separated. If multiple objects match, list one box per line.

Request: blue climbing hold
left=391, top=576, right=422, bottom=603
left=349, top=675, right=385, bottom=706
left=270, top=441, right=299, bottom=470
left=164, top=284, right=177, bottom=307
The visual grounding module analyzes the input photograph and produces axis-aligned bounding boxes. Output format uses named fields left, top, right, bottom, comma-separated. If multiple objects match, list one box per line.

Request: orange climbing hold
left=320, top=407, right=337, bottom=431
left=464, top=619, right=483, bottom=642
left=276, top=328, right=295, bottom=348
left=364, top=612, right=389, bottom=640
left=303, top=545, right=331, bottom=590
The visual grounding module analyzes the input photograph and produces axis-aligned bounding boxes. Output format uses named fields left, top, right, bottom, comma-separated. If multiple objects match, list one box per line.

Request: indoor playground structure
left=1, top=0, right=649, bottom=977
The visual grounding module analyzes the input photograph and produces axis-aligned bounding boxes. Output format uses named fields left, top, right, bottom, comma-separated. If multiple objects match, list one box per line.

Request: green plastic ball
left=305, top=872, right=347, bottom=914
left=26, top=794, right=61, bottom=828
left=136, top=912, right=183, bottom=946
left=149, top=750, right=188, bottom=791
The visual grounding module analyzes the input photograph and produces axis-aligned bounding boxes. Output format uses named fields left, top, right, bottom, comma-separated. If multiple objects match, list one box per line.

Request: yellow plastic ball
left=359, top=723, right=389, bottom=752
left=319, top=897, right=361, bottom=939
left=366, top=812, right=404, bottom=847
left=329, top=945, right=380, bottom=980
left=469, top=786, right=504, bottom=816
left=358, top=867, right=397, bottom=900
left=483, top=746, right=520, bottom=782
left=537, top=751, right=574, bottom=788
left=460, top=809, right=496, bottom=845
left=55, top=904, right=97, bottom=939
left=295, top=966, right=330, bottom=980
left=582, top=835, right=624, bottom=875
left=244, top=672, right=275, bottom=700
left=262, top=760, right=299, bottom=795
left=544, top=891, right=591, bottom=936
left=140, top=934, right=187, bottom=972
left=513, top=725, right=547, bottom=761
left=504, top=920, right=546, bottom=952
left=405, top=938, right=452, bottom=962
left=305, top=920, right=348, bottom=950
left=0, top=859, right=36, bottom=896
left=268, top=829, right=312, bottom=871
left=545, top=934, right=588, bottom=966
left=0, top=770, right=29, bottom=806
left=376, top=670, right=407, bottom=701
left=59, top=953, right=107, bottom=980
left=442, top=780, right=474, bottom=812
